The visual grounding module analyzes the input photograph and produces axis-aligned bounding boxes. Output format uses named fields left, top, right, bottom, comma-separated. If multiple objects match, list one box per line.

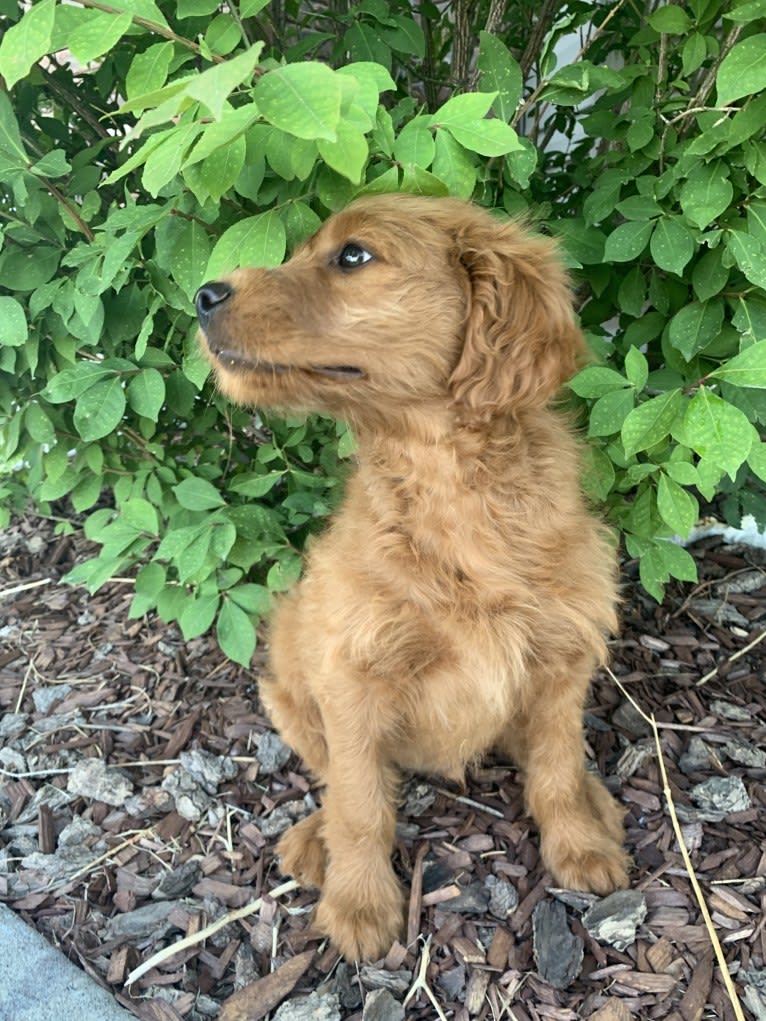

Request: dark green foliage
left=1, top=1, right=765, bottom=660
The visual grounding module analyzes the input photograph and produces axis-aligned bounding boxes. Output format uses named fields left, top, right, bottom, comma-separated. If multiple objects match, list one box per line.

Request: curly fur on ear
left=448, top=212, right=586, bottom=418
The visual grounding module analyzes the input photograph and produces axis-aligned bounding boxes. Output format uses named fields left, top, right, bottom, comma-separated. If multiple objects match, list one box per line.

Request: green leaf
left=656, top=540, right=698, bottom=582
left=478, top=32, right=522, bottom=122
left=650, top=217, right=695, bottom=275
left=254, top=62, right=341, bottom=141
left=227, top=582, right=271, bottom=615
left=684, top=387, right=755, bottom=478
left=0, top=296, right=28, bottom=347
left=0, top=91, right=28, bottom=170
left=126, top=41, right=173, bottom=98
left=127, top=368, right=165, bottom=421
left=173, top=477, right=226, bottom=511
left=443, top=118, right=522, bottom=158
left=569, top=365, right=630, bottom=398
left=429, top=92, right=496, bottom=129
left=217, top=598, right=256, bottom=666
left=169, top=218, right=214, bottom=299
left=668, top=300, right=724, bottom=361
left=185, top=43, right=263, bottom=120
left=749, top=441, right=766, bottom=482
left=657, top=474, right=698, bottom=536
left=604, top=220, right=654, bottom=262
left=384, top=15, right=425, bottom=57
left=624, top=347, right=649, bottom=391
left=587, top=388, right=635, bottom=437
left=581, top=445, right=615, bottom=501
left=317, top=122, right=369, bottom=183
left=179, top=593, right=220, bottom=639
left=69, top=10, right=132, bottom=64
left=621, top=390, right=683, bottom=456
left=43, top=363, right=114, bottom=402
left=73, top=377, right=127, bottom=441
left=726, top=230, right=766, bottom=290
left=431, top=130, right=476, bottom=199
left=206, top=209, right=286, bottom=277
left=725, top=0, right=766, bottom=23
left=709, top=340, right=766, bottom=388
left=692, top=247, right=729, bottom=302
left=393, top=117, right=436, bottom=168
left=0, top=0, right=55, bottom=90
left=648, top=5, right=692, bottom=33
left=679, top=164, right=733, bottom=230
left=716, top=33, right=766, bottom=106
left=120, top=497, right=159, bottom=534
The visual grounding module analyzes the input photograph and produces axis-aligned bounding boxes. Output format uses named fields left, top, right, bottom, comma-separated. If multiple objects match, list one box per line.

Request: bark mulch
left=1, top=515, right=765, bottom=1021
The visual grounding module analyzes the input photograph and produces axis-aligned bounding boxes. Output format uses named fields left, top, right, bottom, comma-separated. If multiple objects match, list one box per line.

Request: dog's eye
left=337, top=243, right=373, bottom=270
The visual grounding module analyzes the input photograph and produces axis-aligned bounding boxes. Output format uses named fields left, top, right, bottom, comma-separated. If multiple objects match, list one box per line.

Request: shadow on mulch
left=1, top=516, right=765, bottom=1021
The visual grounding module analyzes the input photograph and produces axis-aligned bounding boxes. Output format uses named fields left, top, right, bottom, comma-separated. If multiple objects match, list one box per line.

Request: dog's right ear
left=448, top=211, right=586, bottom=420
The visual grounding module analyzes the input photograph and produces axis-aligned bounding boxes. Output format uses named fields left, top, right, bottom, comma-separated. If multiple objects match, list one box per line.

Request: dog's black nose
left=195, top=280, right=233, bottom=327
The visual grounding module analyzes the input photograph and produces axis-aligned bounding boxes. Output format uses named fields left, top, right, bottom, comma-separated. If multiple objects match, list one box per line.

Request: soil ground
left=0, top=515, right=764, bottom=1021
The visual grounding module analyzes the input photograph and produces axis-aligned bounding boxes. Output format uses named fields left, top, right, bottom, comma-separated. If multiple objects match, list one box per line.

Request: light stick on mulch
left=403, top=935, right=449, bottom=1021
left=696, top=628, right=766, bottom=687
left=124, top=879, right=299, bottom=988
left=606, top=667, right=746, bottom=1021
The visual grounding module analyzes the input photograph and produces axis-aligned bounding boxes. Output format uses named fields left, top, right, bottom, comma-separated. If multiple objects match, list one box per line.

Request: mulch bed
left=1, top=514, right=765, bottom=1021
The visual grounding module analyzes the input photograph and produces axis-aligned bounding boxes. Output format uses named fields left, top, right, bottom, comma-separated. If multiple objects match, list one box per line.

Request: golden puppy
left=196, top=194, right=628, bottom=961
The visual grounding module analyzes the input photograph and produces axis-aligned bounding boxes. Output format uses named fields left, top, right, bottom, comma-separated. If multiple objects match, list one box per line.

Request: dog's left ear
left=448, top=213, right=585, bottom=418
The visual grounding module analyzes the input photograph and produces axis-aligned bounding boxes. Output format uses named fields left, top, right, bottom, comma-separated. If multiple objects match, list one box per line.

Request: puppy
left=196, top=194, right=629, bottom=960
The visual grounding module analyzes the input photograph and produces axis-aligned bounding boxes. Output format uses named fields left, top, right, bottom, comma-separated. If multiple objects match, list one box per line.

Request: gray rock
left=273, top=991, right=341, bottom=1021
left=436, top=963, right=466, bottom=1000
left=582, top=889, right=647, bottom=951
left=67, top=758, right=133, bottom=807
left=678, top=736, right=712, bottom=774
left=400, top=780, right=437, bottom=817
left=0, top=712, right=28, bottom=740
left=256, top=731, right=292, bottom=774
left=58, top=817, right=101, bottom=848
left=485, top=875, right=518, bottom=919
left=710, top=700, right=751, bottom=722
left=161, top=769, right=212, bottom=821
left=363, top=988, right=405, bottom=1021
left=152, top=860, right=201, bottom=899
left=723, top=738, right=766, bottom=769
left=440, top=880, right=491, bottom=915
left=179, top=749, right=237, bottom=793
left=334, top=962, right=363, bottom=1010
left=532, top=900, right=583, bottom=989
left=689, top=776, right=751, bottom=821
left=612, top=701, right=651, bottom=737
left=32, top=686, right=72, bottom=714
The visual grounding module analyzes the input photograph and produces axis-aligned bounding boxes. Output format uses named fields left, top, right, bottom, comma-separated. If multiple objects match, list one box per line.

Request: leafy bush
left=1, top=0, right=765, bottom=662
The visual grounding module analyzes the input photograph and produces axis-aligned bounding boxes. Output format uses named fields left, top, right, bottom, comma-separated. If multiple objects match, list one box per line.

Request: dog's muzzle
left=195, top=280, right=233, bottom=329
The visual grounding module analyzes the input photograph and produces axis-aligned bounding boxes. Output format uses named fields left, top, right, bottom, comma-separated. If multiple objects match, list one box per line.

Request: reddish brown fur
left=198, top=194, right=629, bottom=960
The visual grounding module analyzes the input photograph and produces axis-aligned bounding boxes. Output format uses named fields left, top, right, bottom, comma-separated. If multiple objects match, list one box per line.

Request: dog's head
left=197, top=194, right=584, bottom=426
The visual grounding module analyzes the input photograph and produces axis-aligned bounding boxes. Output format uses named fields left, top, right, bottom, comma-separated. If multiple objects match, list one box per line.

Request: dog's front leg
left=313, top=722, right=404, bottom=961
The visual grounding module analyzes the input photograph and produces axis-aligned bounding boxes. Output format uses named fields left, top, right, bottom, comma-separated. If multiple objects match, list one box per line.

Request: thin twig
left=403, top=935, right=449, bottom=1021
left=696, top=629, right=766, bottom=688
left=0, top=578, right=52, bottom=600
left=512, top=0, right=630, bottom=128
left=124, top=878, right=299, bottom=987
left=607, top=667, right=746, bottom=1021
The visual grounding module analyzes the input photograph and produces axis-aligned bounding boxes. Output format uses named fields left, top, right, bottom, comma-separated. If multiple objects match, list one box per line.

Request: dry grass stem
left=124, top=878, right=299, bottom=987
left=606, top=667, right=746, bottom=1021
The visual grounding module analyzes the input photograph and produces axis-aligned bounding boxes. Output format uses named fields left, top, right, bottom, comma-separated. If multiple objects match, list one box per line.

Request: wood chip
left=218, top=949, right=315, bottom=1021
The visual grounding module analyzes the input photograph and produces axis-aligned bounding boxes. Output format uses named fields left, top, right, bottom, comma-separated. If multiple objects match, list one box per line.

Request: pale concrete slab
left=0, top=903, right=134, bottom=1021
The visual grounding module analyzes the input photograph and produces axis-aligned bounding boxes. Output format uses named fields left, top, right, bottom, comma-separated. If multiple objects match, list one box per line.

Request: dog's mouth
left=211, top=347, right=365, bottom=381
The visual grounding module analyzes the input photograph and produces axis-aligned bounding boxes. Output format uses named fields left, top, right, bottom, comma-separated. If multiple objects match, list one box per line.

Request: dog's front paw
left=544, top=838, right=630, bottom=896
left=277, top=812, right=327, bottom=889
left=314, top=869, right=405, bottom=961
